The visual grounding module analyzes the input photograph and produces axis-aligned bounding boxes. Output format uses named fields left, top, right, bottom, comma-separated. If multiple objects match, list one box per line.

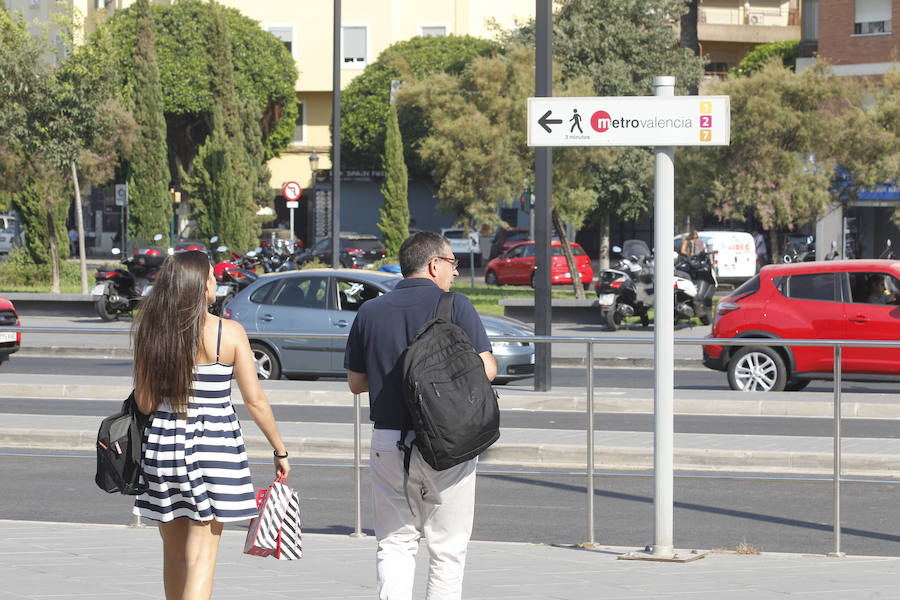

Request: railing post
left=351, top=392, right=365, bottom=538
left=830, top=344, right=844, bottom=557
left=586, top=341, right=595, bottom=546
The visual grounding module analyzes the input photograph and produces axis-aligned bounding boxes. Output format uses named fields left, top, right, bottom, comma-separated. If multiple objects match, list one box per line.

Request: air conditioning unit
left=748, top=12, right=765, bottom=26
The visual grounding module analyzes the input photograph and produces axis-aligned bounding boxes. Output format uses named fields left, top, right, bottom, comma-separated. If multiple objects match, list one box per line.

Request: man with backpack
left=345, top=231, right=497, bottom=600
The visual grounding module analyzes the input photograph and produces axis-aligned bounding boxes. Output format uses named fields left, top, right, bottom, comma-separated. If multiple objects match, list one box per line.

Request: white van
left=0, top=214, right=19, bottom=255
left=673, top=230, right=756, bottom=285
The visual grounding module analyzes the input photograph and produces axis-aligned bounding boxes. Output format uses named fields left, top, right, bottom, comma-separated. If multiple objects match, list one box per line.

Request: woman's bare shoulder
left=221, top=318, right=248, bottom=339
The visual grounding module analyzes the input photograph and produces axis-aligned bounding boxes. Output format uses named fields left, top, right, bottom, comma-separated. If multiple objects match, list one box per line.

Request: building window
left=265, top=24, right=295, bottom=58
left=705, top=62, right=730, bottom=76
left=419, top=25, right=447, bottom=37
left=854, top=0, right=892, bottom=34
left=292, top=101, right=305, bottom=145
left=342, top=25, right=367, bottom=66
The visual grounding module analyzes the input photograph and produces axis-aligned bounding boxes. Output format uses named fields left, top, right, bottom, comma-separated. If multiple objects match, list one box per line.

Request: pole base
left=349, top=532, right=367, bottom=538
left=618, top=546, right=707, bottom=563
left=827, top=551, right=846, bottom=558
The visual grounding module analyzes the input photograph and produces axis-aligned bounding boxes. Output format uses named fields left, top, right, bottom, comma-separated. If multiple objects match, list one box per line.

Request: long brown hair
left=132, top=250, right=210, bottom=415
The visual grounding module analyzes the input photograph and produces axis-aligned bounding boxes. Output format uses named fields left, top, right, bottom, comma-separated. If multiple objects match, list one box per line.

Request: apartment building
left=798, top=0, right=897, bottom=76
left=693, top=0, right=801, bottom=76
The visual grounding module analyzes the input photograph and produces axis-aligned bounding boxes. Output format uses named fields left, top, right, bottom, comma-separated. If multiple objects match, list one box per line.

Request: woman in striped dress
left=131, top=250, right=290, bottom=600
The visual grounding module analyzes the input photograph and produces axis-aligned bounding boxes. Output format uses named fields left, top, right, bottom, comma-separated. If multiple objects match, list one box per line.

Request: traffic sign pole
left=526, top=76, right=730, bottom=559
left=282, top=182, right=302, bottom=245
left=651, top=76, right=675, bottom=558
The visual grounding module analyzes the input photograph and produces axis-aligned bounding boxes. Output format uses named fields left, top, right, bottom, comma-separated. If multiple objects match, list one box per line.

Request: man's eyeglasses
left=434, top=256, right=459, bottom=269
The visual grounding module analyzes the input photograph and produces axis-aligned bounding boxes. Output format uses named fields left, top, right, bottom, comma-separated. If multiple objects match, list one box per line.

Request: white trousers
left=370, top=428, right=477, bottom=600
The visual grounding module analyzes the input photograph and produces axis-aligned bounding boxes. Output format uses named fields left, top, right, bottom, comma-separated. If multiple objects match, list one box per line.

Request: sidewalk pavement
left=4, top=374, right=900, bottom=476
left=3, top=519, right=900, bottom=599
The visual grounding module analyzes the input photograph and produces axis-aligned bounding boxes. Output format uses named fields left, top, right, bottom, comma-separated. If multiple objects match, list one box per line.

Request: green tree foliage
left=377, top=106, right=409, bottom=258
left=829, top=69, right=900, bottom=220
left=401, top=46, right=606, bottom=229
left=76, top=0, right=297, bottom=174
left=731, top=39, right=800, bottom=77
left=676, top=60, right=845, bottom=232
left=341, top=35, right=496, bottom=175
left=127, top=0, right=172, bottom=247
left=0, top=8, right=135, bottom=290
left=502, top=0, right=706, bottom=240
left=183, top=3, right=257, bottom=253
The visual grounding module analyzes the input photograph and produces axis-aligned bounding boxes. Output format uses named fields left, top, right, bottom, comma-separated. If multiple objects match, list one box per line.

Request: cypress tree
left=185, top=2, right=256, bottom=252
left=377, top=105, right=409, bottom=258
left=127, top=0, right=172, bottom=247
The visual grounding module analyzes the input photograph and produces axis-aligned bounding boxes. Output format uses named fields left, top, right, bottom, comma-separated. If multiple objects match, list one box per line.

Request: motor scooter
left=595, top=240, right=654, bottom=331
left=91, top=234, right=166, bottom=321
left=210, top=245, right=258, bottom=316
left=674, top=250, right=718, bottom=325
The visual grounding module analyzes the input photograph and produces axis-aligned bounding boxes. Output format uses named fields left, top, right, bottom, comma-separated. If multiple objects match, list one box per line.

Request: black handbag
left=95, top=391, right=151, bottom=495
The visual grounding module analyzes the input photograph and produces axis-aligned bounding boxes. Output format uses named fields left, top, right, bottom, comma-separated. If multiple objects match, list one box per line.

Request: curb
left=3, top=428, right=899, bottom=477
left=15, top=345, right=700, bottom=370
left=5, top=380, right=900, bottom=419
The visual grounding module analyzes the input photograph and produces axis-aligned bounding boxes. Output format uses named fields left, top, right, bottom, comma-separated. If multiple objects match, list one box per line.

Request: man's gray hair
left=399, top=231, right=448, bottom=277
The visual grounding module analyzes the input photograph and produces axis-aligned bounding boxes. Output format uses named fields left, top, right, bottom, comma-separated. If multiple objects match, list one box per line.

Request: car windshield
left=551, top=245, right=586, bottom=256
left=340, top=238, right=383, bottom=250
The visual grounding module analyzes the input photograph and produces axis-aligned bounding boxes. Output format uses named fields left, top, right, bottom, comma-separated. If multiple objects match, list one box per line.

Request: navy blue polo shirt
left=344, top=277, right=492, bottom=429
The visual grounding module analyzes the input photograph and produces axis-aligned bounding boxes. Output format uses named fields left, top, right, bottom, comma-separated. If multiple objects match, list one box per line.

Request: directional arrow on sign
left=537, top=110, right=563, bottom=133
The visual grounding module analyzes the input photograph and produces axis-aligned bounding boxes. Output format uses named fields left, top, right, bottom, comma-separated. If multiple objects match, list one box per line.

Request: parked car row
left=223, top=269, right=535, bottom=384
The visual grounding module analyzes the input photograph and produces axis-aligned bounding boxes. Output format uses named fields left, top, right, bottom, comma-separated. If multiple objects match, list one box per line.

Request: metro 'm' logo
left=591, top=110, right=611, bottom=133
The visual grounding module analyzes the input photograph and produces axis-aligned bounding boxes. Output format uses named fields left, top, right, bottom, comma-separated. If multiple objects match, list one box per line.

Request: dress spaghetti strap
left=215, top=318, right=222, bottom=363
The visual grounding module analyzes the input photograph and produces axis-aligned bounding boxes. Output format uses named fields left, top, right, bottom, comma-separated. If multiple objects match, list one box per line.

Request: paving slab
left=2, top=520, right=900, bottom=599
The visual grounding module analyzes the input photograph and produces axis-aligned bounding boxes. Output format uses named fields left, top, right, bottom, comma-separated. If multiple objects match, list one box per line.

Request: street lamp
left=308, top=150, right=319, bottom=247
left=309, top=149, right=319, bottom=179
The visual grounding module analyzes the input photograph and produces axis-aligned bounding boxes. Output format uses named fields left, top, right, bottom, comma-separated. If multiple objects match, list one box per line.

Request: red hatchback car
left=483, top=241, right=593, bottom=286
left=0, top=296, right=21, bottom=366
left=703, top=259, right=900, bottom=391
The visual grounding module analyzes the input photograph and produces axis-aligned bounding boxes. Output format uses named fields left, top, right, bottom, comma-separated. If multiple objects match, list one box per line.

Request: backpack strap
left=396, top=428, right=415, bottom=515
left=436, top=291, right=455, bottom=321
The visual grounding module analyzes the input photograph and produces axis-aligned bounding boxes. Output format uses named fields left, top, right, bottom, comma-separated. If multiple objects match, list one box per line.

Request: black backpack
left=400, top=292, right=500, bottom=473
left=95, top=391, right=151, bottom=495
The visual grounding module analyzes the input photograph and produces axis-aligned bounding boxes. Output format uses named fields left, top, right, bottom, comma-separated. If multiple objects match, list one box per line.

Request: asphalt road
left=4, top=396, right=900, bottom=439
left=4, top=355, right=899, bottom=395
left=3, top=450, right=900, bottom=556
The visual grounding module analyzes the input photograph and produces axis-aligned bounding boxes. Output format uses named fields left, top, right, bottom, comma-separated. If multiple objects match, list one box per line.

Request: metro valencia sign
left=527, top=96, right=730, bottom=147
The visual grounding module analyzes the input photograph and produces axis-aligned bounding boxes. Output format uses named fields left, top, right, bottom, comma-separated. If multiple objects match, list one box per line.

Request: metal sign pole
left=651, top=76, right=676, bottom=558
left=533, top=0, right=553, bottom=392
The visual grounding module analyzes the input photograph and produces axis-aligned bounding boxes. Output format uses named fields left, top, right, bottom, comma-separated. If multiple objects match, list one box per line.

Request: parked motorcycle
left=91, top=234, right=166, bottom=321
left=595, top=240, right=654, bottom=331
left=674, top=250, right=718, bottom=325
left=210, top=245, right=259, bottom=316
left=782, top=235, right=815, bottom=263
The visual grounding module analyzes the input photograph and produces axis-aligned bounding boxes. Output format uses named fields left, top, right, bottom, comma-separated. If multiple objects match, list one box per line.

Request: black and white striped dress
left=133, top=321, right=257, bottom=523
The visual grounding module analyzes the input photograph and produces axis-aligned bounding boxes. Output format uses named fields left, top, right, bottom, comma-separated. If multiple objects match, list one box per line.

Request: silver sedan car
left=223, top=268, right=535, bottom=384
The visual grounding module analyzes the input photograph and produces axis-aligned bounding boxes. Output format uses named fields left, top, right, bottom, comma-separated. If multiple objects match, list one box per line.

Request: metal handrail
left=3, top=324, right=890, bottom=554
